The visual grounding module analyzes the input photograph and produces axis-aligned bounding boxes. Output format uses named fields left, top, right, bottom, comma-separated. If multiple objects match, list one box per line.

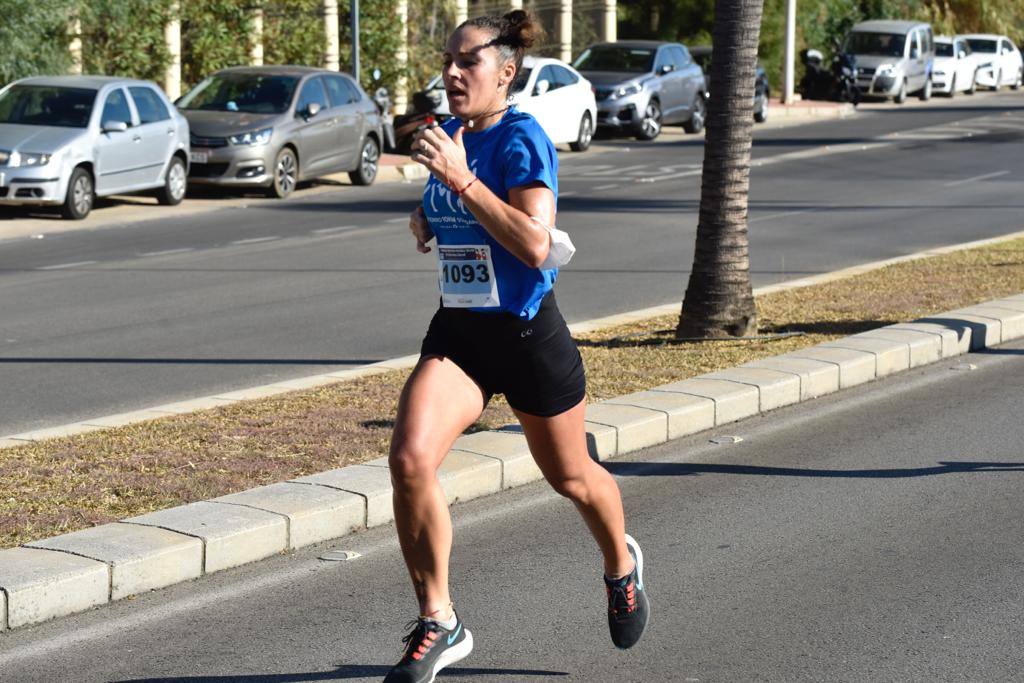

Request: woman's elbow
left=524, top=241, right=549, bottom=269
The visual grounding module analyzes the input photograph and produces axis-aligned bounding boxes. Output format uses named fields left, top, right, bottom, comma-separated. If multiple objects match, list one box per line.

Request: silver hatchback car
left=178, top=66, right=384, bottom=197
left=0, top=75, right=189, bottom=219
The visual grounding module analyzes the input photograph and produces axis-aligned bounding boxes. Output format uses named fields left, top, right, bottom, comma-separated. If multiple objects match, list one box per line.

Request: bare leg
left=514, top=398, right=633, bottom=578
left=390, top=356, right=486, bottom=618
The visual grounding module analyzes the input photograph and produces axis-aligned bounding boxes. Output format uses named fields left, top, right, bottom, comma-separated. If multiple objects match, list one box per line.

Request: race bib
left=437, top=244, right=500, bottom=308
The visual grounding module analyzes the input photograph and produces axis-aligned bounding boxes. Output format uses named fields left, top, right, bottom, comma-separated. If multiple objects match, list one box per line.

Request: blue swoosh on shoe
left=447, top=623, right=463, bottom=645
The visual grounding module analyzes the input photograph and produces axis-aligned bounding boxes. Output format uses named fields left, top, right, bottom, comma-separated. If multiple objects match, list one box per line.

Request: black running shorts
left=419, top=291, right=586, bottom=417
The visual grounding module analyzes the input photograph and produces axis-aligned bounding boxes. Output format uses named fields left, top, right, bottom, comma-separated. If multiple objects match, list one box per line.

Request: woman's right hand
left=409, top=205, right=434, bottom=253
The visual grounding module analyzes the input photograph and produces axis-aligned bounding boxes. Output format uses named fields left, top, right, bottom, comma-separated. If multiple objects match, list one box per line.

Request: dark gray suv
left=574, top=40, right=706, bottom=140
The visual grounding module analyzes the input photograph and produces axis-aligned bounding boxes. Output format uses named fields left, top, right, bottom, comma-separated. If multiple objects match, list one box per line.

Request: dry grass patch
left=3, top=238, right=1024, bottom=548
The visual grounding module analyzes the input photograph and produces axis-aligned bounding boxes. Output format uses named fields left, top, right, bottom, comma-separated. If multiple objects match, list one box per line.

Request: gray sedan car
left=574, top=40, right=707, bottom=140
left=178, top=66, right=384, bottom=197
left=0, top=75, right=189, bottom=219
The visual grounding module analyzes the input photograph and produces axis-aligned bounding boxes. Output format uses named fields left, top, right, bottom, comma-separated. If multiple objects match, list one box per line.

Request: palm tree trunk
left=676, top=0, right=764, bottom=339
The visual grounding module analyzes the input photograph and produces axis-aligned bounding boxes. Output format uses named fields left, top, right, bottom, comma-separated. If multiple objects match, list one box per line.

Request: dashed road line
left=312, top=225, right=357, bottom=235
left=943, top=170, right=1011, bottom=187
left=230, top=236, right=280, bottom=245
left=385, top=217, right=408, bottom=224
left=37, top=260, right=97, bottom=270
left=593, top=183, right=620, bottom=191
left=141, top=248, right=195, bottom=257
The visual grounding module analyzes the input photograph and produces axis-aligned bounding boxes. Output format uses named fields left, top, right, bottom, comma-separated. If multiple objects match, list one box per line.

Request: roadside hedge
left=0, top=0, right=73, bottom=86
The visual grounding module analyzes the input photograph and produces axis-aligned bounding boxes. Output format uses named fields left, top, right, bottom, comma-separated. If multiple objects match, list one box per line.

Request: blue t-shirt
left=423, top=107, right=559, bottom=320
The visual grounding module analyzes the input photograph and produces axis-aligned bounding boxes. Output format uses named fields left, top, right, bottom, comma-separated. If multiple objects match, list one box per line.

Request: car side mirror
left=102, top=120, right=128, bottom=133
left=533, top=79, right=550, bottom=96
left=910, top=46, right=920, bottom=59
left=659, top=64, right=674, bottom=75
left=304, top=102, right=322, bottom=118
left=958, top=50, right=966, bottom=59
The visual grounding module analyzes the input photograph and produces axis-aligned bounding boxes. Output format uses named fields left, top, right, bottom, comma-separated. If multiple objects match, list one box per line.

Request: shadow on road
left=118, top=663, right=570, bottom=681
left=605, top=460, right=1024, bottom=479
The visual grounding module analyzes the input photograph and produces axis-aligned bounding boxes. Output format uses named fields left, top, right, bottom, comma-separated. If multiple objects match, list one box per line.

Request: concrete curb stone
left=5, top=289, right=1024, bottom=631
left=602, top=390, right=715, bottom=440
left=25, top=523, right=203, bottom=601
left=742, top=356, right=840, bottom=400
left=0, top=547, right=108, bottom=629
left=449, top=431, right=542, bottom=490
left=212, top=483, right=365, bottom=550
left=123, top=501, right=288, bottom=574
left=290, top=465, right=395, bottom=529
left=649, top=378, right=760, bottom=425
left=699, top=368, right=801, bottom=412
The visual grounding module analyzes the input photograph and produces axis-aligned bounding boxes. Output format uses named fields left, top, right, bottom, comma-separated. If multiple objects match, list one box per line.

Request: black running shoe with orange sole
left=383, top=613, right=473, bottom=683
left=605, top=533, right=649, bottom=649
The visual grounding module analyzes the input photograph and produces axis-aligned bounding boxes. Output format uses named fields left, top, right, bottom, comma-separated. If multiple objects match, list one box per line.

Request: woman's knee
left=547, top=473, right=592, bottom=503
left=389, top=439, right=440, bottom=486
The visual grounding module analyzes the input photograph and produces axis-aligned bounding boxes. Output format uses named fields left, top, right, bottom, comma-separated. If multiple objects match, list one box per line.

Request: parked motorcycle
left=391, top=86, right=451, bottom=154
left=800, top=48, right=860, bottom=104
left=369, top=68, right=397, bottom=152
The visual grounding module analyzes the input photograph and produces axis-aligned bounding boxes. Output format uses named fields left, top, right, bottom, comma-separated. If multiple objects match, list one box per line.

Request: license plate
left=189, top=150, right=209, bottom=164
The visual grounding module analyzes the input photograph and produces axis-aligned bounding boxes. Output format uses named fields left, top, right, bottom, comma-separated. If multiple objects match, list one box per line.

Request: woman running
left=384, top=11, right=649, bottom=683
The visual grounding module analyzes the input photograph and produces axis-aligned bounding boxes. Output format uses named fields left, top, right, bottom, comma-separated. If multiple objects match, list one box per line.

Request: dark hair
left=460, top=10, right=544, bottom=84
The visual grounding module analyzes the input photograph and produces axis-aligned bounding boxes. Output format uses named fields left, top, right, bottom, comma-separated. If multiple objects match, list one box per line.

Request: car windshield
left=574, top=47, right=655, bottom=73
left=510, top=67, right=533, bottom=94
left=177, top=74, right=299, bottom=114
left=935, top=42, right=954, bottom=57
left=844, top=32, right=907, bottom=57
left=0, top=85, right=95, bottom=128
left=966, top=38, right=998, bottom=53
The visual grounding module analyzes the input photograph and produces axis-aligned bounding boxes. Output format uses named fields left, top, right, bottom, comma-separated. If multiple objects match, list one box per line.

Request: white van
left=847, top=20, right=935, bottom=103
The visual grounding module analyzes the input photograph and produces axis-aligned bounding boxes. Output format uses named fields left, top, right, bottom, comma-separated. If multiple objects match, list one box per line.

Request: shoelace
left=606, top=579, right=637, bottom=617
left=400, top=618, right=442, bottom=661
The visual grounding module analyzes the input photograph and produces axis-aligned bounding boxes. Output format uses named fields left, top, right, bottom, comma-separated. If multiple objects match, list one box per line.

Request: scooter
left=369, top=68, right=397, bottom=152
left=799, top=48, right=860, bottom=104
left=392, top=87, right=451, bottom=154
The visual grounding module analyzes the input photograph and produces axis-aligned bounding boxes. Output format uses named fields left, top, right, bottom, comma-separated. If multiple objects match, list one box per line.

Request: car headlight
left=610, top=83, right=642, bottom=100
left=875, top=63, right=895, bottom=76
left=8, top=151, right=52, bottom=167
left=228, top=127, right=273, bottom=146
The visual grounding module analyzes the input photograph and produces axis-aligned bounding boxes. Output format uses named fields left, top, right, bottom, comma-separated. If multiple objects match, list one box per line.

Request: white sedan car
left=0, top=75, right=189, bottom=219
left=424, top=56, right=598, bottom=151
left=960, top=34, right=1023, bottom=90
left=932, top=36, right=979, bottom=96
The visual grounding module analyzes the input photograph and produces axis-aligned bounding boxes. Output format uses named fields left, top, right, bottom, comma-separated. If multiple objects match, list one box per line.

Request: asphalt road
left=2, top=93, right=1024, bottom=435
left=2, top=337, right=1022, bottom=681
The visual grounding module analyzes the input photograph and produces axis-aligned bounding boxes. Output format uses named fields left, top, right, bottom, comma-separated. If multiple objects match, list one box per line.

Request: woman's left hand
left=411, top=125, right=474, bottom=190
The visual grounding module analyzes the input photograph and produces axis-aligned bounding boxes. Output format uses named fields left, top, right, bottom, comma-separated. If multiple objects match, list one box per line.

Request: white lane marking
left=943, top=170, right=1010, bottom=187
left=141, top=248, right=194, bottom=257
left=593, top=183, right=619, bottom=191
left=312, top=225, right=356, bottom=235
left=385, top=217, right=408, bottom=223
left=560, top=191, right=578, bottom=197
left=748, top=209, right=813, bottom=224
left=37, top=260, right=97, bottom=270
left=230, top=236, right=280, bottom=245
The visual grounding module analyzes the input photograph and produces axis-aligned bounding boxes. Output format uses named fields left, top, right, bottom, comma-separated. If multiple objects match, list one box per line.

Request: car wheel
left=683, top=95, right=706, bottom=134
left=918, top=77, right=932, bottom=101
left=635, top=99, right=662, bottom=140
left=569, top=112, right=593, bottom=152
left=894, top=79, right=907, bottom=104
left=754, top=95, right=769, bottom=123
left=1012, top=69, right=1022, bottom=90
left=156, top=156, right=187, bottom=205
left=348, top=136, right=380, bottom=186
left=269, top=147, right=298, bottom=198
left=61, top=166, right=94, bottom=220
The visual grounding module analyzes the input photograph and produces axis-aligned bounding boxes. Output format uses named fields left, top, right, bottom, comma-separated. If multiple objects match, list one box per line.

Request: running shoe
left=605, top=533, right=649, bottom=649
left=383, top=613, right=473, bottom=683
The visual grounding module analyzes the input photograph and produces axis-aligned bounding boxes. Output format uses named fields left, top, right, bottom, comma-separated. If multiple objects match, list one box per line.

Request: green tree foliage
left=181, top=0, right=255, bottom=88
left=408, top=0, right=457, bottom=90
left=262, top=0, right=325, bottom=67
left=79, top=0, right=174, bottom=82
left=339, top=0, right=407, bottom=94
left=0, top=0, right=73, bottom=86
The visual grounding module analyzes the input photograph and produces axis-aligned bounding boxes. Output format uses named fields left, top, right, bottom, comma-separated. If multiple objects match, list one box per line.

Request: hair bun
left=501, top=9, right=542, bottom=50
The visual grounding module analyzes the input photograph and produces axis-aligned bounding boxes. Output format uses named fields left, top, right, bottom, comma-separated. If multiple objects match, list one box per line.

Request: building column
left=394, top=0, right=409, bottom=114
left=783, top=0, right=797, bottom=103
left=164, top=2, right=182, bottom=99
left=324, top=0, right=340, bottom=71
left=68, top=15, right=83, bottom=75
left=455, top=0, right=468, bottom=26
left=601, top=0, right=616, bottom=43
left=509, top=0, right=522, bottom=9
left=558, top=0, right=572, bottom=63
left=251, top=5, right=265, bottom=66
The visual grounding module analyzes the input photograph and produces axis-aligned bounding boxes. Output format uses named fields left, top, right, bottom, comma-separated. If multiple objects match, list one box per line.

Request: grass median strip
left=4, top=237, right=1024, bottom=549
